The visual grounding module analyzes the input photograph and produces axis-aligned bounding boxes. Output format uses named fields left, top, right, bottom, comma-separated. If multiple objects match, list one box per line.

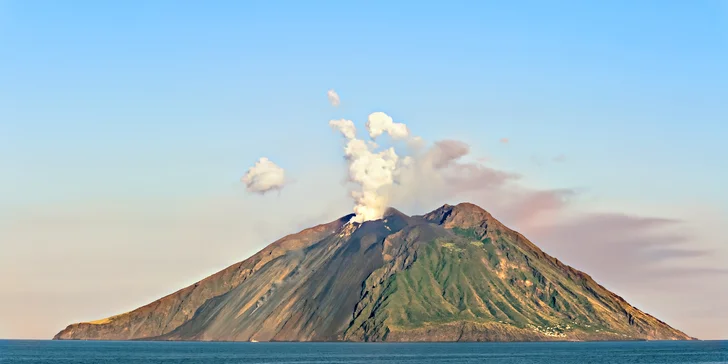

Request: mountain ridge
left=54, top=203, right=694, bottom=342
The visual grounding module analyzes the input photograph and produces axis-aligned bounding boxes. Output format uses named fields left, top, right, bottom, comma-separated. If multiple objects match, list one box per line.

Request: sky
left=1, top=0, right=727, bottom=340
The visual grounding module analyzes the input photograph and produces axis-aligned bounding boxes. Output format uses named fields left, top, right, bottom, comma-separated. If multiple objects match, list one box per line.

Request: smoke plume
left=241, top=157, right=287, bottom=194
left=366, top=112, right=409, bottom=139
left=330, top=112, right=515, bottom=222
left=327, top=89, right=340, bottom=107
left=329, top=116, right=401, bottom=222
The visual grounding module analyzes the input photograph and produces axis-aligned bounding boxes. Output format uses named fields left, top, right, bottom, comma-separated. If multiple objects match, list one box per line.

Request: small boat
left=250, top=339, right=258, bottom=343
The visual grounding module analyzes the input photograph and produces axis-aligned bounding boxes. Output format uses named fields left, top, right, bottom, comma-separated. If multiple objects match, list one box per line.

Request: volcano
left=54, top=203, right=693, bottom=342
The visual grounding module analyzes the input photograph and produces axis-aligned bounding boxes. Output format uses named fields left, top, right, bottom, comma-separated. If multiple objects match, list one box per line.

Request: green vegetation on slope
left=346, top=221, right=690, bottom=341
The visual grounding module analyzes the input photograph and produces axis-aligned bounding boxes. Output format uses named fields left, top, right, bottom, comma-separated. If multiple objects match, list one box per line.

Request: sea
left=1, top=340, right=726, bottom=363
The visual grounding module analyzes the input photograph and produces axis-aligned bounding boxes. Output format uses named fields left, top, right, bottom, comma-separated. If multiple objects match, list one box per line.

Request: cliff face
left=55, top=203, right=693, bottom=342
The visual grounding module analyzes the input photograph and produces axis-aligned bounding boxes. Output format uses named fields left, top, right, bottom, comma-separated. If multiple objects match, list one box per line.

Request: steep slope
left=157, top=209, right=414, bottom=341
left=54, top=203, right=693, bottom=342
left=53, top=215, right=353, bottom=340
left=345, top=203, right=691, bottom=341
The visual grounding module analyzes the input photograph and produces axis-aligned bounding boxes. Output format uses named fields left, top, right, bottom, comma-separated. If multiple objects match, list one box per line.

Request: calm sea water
left=0, top=340, right=726, bottom=363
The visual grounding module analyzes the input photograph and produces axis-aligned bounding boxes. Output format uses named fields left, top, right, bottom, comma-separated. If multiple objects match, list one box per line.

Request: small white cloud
left=327, top=89, right=341, bottom=107
left=241, top=157, right=287, bottom=194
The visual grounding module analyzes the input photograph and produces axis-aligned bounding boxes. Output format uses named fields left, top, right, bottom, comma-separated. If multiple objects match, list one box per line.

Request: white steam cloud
left=241, top=157, right=287, bottom=194
left=329, top=116, right=400, bottom=222
left=366, top=112, right=409, bottom=139
left=327, top=89, right=340, bottom=107
left=330, top=112, right=515, bottom=223
left=329, top=119, right=356, bottom=140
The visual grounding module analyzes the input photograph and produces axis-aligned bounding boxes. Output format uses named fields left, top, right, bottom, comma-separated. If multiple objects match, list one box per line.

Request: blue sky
left=1, top=1, right=727, bottom=339
left=2, top=0, right=727, bottom=206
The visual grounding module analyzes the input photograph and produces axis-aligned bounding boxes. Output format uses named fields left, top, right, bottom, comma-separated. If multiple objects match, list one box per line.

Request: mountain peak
left=383, top=207, right=409, bottom=219
left=420, top=202, right=499, bottom=231
left=54, top=202, right=692, bottom=343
